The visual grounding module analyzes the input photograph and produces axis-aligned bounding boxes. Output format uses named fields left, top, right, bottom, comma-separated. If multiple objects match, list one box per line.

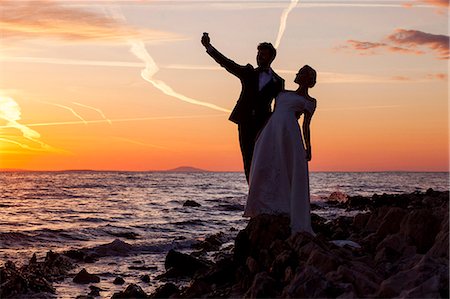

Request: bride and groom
left=201, top=33, right=317, bottom=235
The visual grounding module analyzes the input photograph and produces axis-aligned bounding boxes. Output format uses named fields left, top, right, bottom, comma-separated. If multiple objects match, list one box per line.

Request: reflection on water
left=0, top=171, right=448, bottom=297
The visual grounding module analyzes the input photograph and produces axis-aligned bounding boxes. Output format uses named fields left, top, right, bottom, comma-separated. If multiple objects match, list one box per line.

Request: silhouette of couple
left=201, top=33, right=317, bottom=235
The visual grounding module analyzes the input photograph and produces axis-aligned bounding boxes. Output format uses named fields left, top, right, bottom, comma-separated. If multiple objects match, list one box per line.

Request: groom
left=201, top=33, right=285, bottom=183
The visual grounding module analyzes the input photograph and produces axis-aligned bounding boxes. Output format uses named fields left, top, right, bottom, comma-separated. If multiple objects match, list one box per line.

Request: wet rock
left=149, top=283, right=179, bottom=298
left=346, top=195, right=371, bottom=210
left=0, top=251, right=74, bottom=298
left=164, top=249, right=210, bottom=277
left=183, top=200, right=201, bottom=207
left=113, top=276, right=125, bottom=285
left=328, top=191, right=348, bottom=203
left=108, top=231, right=140, bottom=240
left=192, top=232, right=230, bottom=253
left=112, top=283, right=148, bottom=298
left=400, top=209, right=440, bottom=253
left=73, top=268, right=100, bottom=284
left=244, top=272, right=277, bottom=298
left=91, top=239, right=133, bottom=257
left=140, top=274, right=150, bottom=283
left=234, top=214, right=290, bottom=265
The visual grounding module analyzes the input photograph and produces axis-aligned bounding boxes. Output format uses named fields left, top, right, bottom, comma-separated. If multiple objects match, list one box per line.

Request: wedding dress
left=244, top=91, right=316, bottom=234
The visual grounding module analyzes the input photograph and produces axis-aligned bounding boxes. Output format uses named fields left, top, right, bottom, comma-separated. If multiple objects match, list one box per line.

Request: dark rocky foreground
left=1, top=189, right=448, bottom=298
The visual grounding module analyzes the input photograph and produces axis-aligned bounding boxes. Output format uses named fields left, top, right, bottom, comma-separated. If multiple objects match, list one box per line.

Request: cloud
left=339, top=29, right=449, bottom=59
left=0, top=95, right=61, bottom=152
left=387, top=29, right=449, bottom=59
left=426, top=73, right=448, bottom=80
left=0, top=0, right=180, bottom=43
left=405, top=0, right=449, bottom=9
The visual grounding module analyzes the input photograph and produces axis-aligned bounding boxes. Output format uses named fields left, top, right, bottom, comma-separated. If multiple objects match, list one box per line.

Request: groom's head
left=257, top=42, right=276, bottom=68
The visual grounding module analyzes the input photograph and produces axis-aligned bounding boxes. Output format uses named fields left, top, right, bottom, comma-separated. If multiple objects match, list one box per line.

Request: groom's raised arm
left=201, top=33, right=249, bottom=78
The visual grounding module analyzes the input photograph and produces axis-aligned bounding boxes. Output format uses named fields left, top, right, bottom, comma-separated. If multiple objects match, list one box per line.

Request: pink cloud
left=387, top=29, right=449, bottom=59
left=0, top=1, right=179, bottom=43
left=339, top=29, right=449, bottom=59
left=426, top=73, right=448, bottom=80
left=420, top=0, right=449, bottom=7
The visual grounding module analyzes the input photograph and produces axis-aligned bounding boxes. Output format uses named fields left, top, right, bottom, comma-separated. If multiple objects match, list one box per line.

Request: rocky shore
left=1, top=189, right=448, bottom=298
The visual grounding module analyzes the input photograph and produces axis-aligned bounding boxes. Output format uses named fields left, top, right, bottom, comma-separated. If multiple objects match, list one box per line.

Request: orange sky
left=0, top=0, right=448, bottom=171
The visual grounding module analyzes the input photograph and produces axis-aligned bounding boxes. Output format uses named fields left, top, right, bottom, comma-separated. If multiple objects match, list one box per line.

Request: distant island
left=164, top=166, right=209, bottom=172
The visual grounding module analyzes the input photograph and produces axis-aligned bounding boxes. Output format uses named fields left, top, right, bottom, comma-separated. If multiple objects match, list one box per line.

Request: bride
left=244, top=65, right=317, bottom=235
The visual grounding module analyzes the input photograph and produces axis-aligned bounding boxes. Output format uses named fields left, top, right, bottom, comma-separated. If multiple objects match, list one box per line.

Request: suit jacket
left=206, top=46, right=285, bottom=126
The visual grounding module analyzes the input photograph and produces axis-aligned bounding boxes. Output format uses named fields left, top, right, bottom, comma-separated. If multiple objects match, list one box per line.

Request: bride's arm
left=302, top=111, right=313, bottom=161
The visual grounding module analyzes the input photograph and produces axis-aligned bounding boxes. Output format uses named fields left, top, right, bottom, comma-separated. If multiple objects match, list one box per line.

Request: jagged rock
left=0, top=251, right=74, bottom=298
left=168, top=191, right=449, bottom=299
left=141, top=274, right=150, bottom=283
left=73, top=268, right=100, bottom=284
left=163, top=249, right=210, bottom=277
left=112, top=283, right=148, bottom=298
left=149, top=283, right=179, bottom=298
left=183, top=200, right=201, bottom=207
left=244, top=272, right=277, bottom=298
left=400, top=209, right=440, bottom=253
left=113, top=276, right=125, bottom=285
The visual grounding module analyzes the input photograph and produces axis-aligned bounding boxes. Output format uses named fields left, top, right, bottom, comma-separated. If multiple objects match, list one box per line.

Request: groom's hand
left=201, top=32, right=210, bottom=47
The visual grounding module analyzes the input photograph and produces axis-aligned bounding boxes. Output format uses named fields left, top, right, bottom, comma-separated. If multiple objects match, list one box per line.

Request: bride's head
left=294, top=65, right=316, bottom=88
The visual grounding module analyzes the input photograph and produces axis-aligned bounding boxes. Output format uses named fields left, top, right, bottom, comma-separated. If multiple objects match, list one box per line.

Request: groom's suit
left=205, top=45, right=285, bottom=182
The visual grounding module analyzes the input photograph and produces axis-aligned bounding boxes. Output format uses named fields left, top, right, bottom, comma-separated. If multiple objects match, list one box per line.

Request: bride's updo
left=301, top=65, right=317, bottom=88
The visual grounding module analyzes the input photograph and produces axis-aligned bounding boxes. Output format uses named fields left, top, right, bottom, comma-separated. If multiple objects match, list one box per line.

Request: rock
left=141, top=274, right=150, bottom=283
left=244, top=272, right=277, bottom=298
left=112, top=283, right=148, bottom=298
left=346, top=195, right=371, bottom=210
left=91, top=239, right=133, bottom=257
left=427, top=216, right=449, bottom=259
left=183, top=200, right=201, bottom=207
left=376, top=255, right=447, bottom=298
left=73, top=268, right=100, bottom=284
left=164, top=249, right=210, bottom=277
left=108, top=231, right=140, bottom=240
left=64, top=249, right=85, bottom=261
left=375, top=207, right=406, bottom=238
left=400, top=209, right=440, bottom=253
left=0, top=251, right=74, bottom=298
left=352, top=212, right=370, bottom=230
left=282, top=265, right=338, bottom=298
left=149, top=283, right=179, bottom=298
left=234, top=214, right=290, bottom=264
left=113, top=276, right=125, bottom=285
left=328, top=191, right=348, bottom=203
left=156, top=191, right=449, bottom=299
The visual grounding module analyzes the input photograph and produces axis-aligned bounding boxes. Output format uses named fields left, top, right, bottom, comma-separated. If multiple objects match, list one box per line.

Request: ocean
left=0, top=171, right=448, bottom=297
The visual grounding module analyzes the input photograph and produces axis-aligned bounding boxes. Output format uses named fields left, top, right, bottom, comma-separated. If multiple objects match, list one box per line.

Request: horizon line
left=0, top=168, right=448, bottom=173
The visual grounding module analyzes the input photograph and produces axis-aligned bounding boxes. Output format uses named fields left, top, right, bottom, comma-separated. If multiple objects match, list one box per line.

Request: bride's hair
left=302, top=65, right=317, bottom=88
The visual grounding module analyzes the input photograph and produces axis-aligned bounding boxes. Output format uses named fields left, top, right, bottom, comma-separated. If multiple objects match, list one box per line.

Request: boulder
left=164, top=249, right=209, bottom=277
left=73, top=268, right=100, bottom=284
left=112, top=283, right=148, bottom=298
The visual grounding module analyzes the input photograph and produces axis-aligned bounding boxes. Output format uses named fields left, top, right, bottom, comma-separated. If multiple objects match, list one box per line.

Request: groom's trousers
left=238, top=122, right=261, bottom=183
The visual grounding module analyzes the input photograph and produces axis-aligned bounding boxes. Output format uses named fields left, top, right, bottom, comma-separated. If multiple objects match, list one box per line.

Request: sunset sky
left=0, top=0, right=448, bottom=171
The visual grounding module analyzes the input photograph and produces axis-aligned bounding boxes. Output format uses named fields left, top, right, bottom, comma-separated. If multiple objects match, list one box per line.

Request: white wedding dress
left=244, top=91, right=316, bottom=234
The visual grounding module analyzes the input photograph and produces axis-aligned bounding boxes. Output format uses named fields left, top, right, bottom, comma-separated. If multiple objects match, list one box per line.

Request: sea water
left=0, top=171, right=448, bottom=297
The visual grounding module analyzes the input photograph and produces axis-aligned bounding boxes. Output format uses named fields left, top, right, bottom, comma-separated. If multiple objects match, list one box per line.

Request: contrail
left=72, top=101, right=112, bottom=125
left=275, top=0, right=299, bottom=48
left=38, top=100, right=88, bottom=124
left=0, top=96, right=59, bottom=152
left=0, top=113, right=227, bottom=129
left=108, top=7, right=231, bottom=113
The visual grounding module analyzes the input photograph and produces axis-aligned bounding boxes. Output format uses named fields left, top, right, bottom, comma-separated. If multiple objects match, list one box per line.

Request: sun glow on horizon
left=0, top=0, right=448, bottom=171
